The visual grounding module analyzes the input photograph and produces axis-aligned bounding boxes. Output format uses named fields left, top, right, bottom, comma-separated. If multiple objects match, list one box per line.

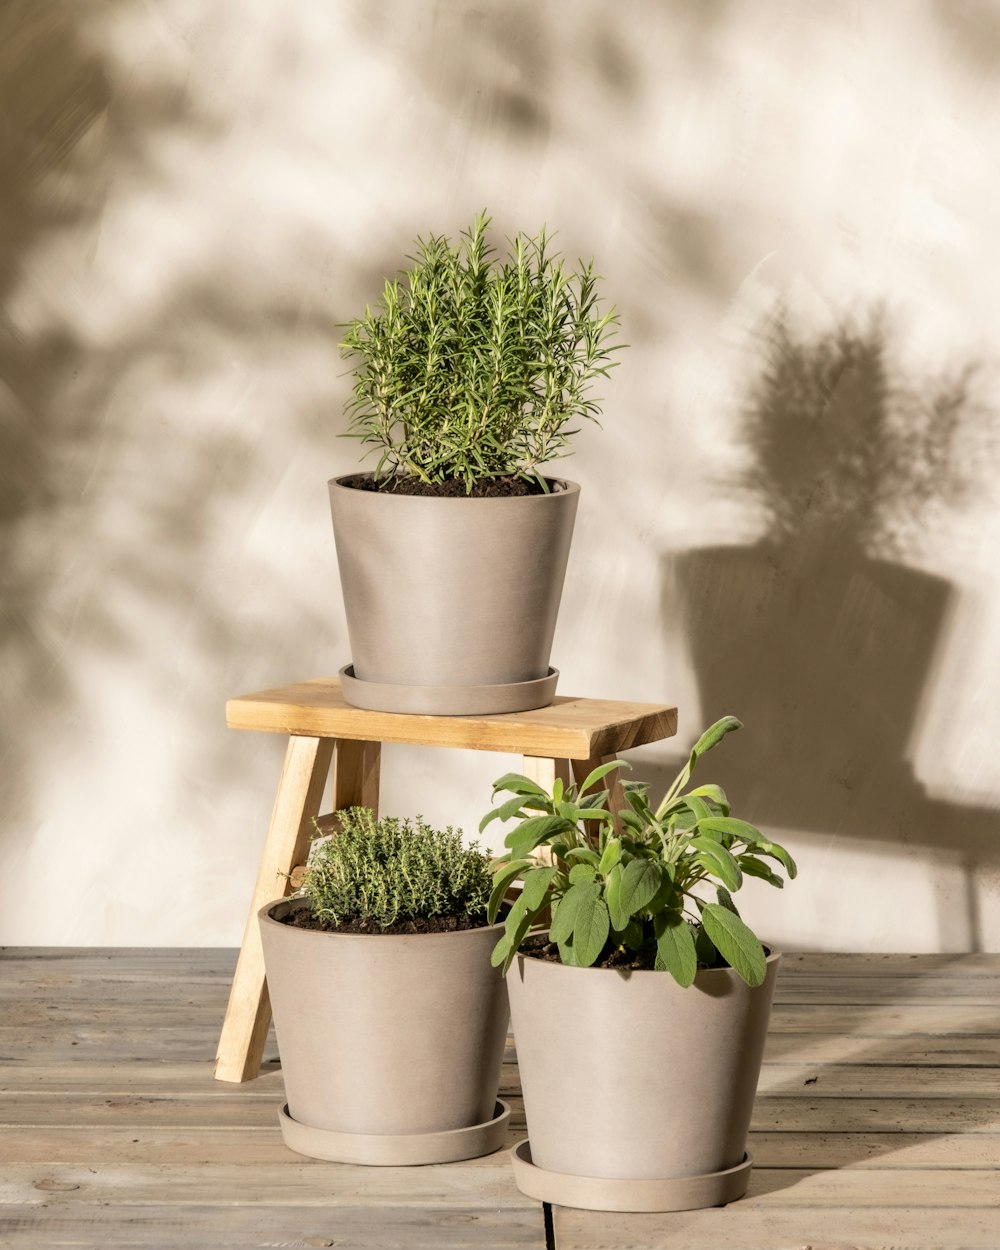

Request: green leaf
left=605, top=862, right=626, bottom=930
left=653, top=913, right=697, bottom=987
left=549, top=881, right=598, bottom=944
left=694, top=924, right=717, bottom=967
left=577, top=759, right=628, bottom=796
left=598, top=838, right=622, bottom=876
left=486, top=858, right=533, bottom=923
left=689, top=716, right=743, bottom=763
left=490, top=773, right=548, bottom=800
left=491, top=899, right=534, bottom=971
left=679, top=795, right=714, bottom=825
left=621, top=918, right=645, bottom=951
left=689, top=836, right=743, bottom=891
left=619, top=810, right=646, bottom=835
left=759, top=840, right=798, bottom=879
left=617, top=858, right=663, bottom=919
left=563, top=847, right=600, bottom=866
left=562, top=888, right=610, bottom=968
left=572, top=804, right=612, bottom=822
left=624, top=786, right=654, bottom=819
left=700, top=903, right=767, bottom=987
left=490, top=929, right=513, bottom=968
left=569, top=863, right=597, bottom=884
left=738, top=855, right=785, bottom=888
left=578, top=788, right=610, bottom=811
left=686, top=784, right=731, bottom=814
left=479, top=792, right=533, bottom=832
left=715, top=885, right=740, bottom=916
left=504, top=815, right=570, bottom=857
left=521, top=866, right=558, bottom=911
left=697, top=816, right=765, bottom=845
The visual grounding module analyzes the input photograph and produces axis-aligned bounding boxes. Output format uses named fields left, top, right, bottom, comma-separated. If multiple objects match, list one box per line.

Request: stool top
left=227, top=677, right=677, bottom=759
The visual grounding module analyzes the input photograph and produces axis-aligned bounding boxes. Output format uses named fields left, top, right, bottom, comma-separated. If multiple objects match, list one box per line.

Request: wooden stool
left=215, top=676, right=678, bottom=1082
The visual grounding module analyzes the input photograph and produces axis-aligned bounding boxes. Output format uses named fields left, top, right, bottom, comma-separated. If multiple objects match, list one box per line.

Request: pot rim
left=329, top=472, right=579, bottom=498
left=259, top=896, right=507, bottom=942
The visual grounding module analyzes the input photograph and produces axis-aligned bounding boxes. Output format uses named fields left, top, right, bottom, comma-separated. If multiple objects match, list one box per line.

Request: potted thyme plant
left=332, top=212, right=622, bottom=715
left=259, top=808, right=511, bottom=1165
left=480, top=716, right=797, bottom=1212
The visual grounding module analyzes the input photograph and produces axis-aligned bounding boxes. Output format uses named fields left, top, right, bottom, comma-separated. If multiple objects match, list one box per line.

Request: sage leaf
left=689, top=716, right=743, bottom=762
left=486, top=858, right=533, bottom=923
left=564, top=889, right=610, bottom=968
left=578, top=758, right=628, bottom=796
left=654, top=913, right=697, bottom=987
left=738, top=855, right=785, bottom=888
left=564, top=847, right=601, bottom=866
left=490, top=773, right=548, bottom=799
left=701, top=903, right=767, bottom=987
left=715, top=885, right=740, bottom=916
left=549, top=881, right=599, bottom=944
left=760, top=840, right=798, bottom=879
left=598, top=838, right=622, bottom=876
left=605, top=861, right=627, bottom=930
left=521, top=866, right=558, bottom=911
left=618, top=858, right=662, bottom=919
left=688, top=836, right=743, bottom=891
left=686, top=783, right=731, bottom=814
left=505, top=815, right=570, bottom=858
left=697, top=816, right=765, bottom=844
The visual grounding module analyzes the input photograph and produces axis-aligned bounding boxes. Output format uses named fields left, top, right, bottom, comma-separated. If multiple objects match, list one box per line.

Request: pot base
left=510, top=1140, right=753, bottom=1212
left=277, top=1100, right=511, bottom=1166
left=338, top=664, right=559, bottom=715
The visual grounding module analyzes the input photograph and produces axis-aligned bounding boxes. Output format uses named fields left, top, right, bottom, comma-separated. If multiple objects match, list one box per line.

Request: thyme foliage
left=301, top=808, right=493, bottom=929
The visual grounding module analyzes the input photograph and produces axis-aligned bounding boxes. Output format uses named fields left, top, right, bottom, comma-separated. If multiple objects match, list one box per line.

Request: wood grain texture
left=213, top=735, right=334, bottom=1083
left=3, top=949, right=1000, bottom=1250
left=226, top=677, right=678, bottom=758
left=553, top=1207, right=1000, bottom=1250
left=330, top=737, right=381, bottom=814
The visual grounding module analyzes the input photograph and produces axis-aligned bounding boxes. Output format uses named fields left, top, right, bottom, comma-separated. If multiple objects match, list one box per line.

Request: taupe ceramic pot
left=260, top=898, right=511, bottom=1163
left=506, top=948, right=781, bottom=1209
left=328, top=475, right=579, bottom=714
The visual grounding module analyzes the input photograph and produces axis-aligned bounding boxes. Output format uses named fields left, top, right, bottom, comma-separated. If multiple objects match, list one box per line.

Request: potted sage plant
left=259, top=808, right=511, bottom=1165
left=481, top=716, right=797, bottom=1212
left=332, top=212, right=622, bottom=715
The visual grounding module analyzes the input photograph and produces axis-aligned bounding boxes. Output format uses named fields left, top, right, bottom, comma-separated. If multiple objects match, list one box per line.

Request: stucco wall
left=2, top=0, right=998, bottom=947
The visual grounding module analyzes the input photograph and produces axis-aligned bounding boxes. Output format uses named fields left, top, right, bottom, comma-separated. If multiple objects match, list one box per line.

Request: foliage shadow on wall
left=662, top=313, right=998, bottom=950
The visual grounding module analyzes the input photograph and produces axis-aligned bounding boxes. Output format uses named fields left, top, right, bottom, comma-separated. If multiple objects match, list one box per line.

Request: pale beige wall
left=2, top=0, right=999, bottom=947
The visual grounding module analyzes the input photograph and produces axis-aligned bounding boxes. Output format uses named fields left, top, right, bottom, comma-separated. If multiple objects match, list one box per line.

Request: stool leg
left=330, top=738, right=381, bottom=815
left=520, top=756, right=571, bottom=794
left=214, top=735, right=334, bottom=1083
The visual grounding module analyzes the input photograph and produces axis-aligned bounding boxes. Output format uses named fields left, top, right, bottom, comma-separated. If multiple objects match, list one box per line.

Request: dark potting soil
left=340, top=473, right=548, bottom=498
left=277, top=905, right=492, bottom=936
left=518, top=932, right=753, bottom=974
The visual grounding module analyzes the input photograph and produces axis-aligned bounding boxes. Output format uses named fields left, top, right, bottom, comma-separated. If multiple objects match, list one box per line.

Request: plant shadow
left=654, top=311, right=1000, bottom=1182
left=659, top=309, right=999, bottom=949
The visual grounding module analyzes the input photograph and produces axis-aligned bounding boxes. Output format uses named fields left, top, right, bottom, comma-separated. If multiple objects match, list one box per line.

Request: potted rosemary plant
left=332, top=212, right=621, bottom=715
left=481, top=717, right=796, bottom=1212
left=259, top=808, right=511, bottom=1165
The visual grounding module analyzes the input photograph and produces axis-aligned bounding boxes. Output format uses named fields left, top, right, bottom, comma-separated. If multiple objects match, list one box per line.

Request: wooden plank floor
left=1, top=952, right=998, bottom=1250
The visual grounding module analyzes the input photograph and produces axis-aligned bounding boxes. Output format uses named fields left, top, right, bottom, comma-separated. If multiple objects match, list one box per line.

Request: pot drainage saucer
left=278, top=1099, right=511, bottom=1166
left=338, top=664, right=559, bottom=716
left=510, top=1140, right=753, bottom=1212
